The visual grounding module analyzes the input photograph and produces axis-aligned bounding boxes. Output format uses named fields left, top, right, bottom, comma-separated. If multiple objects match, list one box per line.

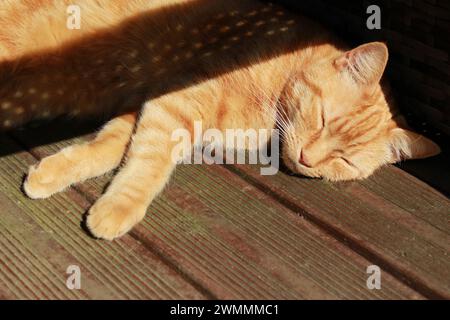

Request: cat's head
left=280, top=42, right=440, bottom=181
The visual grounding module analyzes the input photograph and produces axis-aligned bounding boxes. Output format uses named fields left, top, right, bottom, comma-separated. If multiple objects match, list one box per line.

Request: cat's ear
left=335, top=42, right=388, bottom=86
left=388, top=128, right=441, bottom=163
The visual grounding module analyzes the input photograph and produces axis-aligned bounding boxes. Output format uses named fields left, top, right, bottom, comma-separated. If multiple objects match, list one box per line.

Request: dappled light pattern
left=0, top=0, right=305, bottom=131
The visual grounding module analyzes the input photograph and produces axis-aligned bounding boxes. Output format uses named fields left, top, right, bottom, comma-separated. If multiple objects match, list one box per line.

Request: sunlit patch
left=147, top=42, right=155, bottom=49
left=245, top=31, right=254, bottom=37
left=131, top=64, right=142, bottom=72
left=255, top=20, right=266, bottom=27
left=185, top=52, right=194, bottom=59
left=14, top=91, right=23, bottom=98
left=152, top=56, right=162, bottom=63
left=116, top=82, right=127, bottom=88
left=279, top=27, right=289, bottom=32
left=155, top=68, right=167, bottom=76
left=164, top=44, right=171, bottom=51
left=15, top=107, right=25, bottom=115
left=175, top=24, right=183, bottom=31
left=201, top=51, right=213, bottom=58
left=276, top=11, right=285, bottom=16
left=266, top=30, right=275, bottom=36
left=28, top=88, right=37, bottom=94
left=172, top=55, right=180, bottom=62
left=41, top=111, right=50, bottom=118
left=246, top=10, right=257, bottom=17
left=1, top=101, right=12, bottom=110
left=230, top=36, right=240, bottom=42
left=3, top=120, right=12, bottom=128
left=286, top=19, right=296, bottom=25
left=221, top=44, right=231, bottom=50
left=193, top=42, right=203, bottom=49
left=134, top=81, right=145, bottom=88
left=191, top=28, right=200, bottom=35
left=236, top=21, right=247, bottom=27
left=219, top=26, right=231, bottom=33
left=30, top=104, right=37, bottom=110
left=270, top=17, right=279, bottom=22
left=129, top=50, right=138, bottom=58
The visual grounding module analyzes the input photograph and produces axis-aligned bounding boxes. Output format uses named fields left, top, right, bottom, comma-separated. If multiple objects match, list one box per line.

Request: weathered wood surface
left=0, top=123, right=448, bottom=299
left=228, top=165, right=450, bottom=299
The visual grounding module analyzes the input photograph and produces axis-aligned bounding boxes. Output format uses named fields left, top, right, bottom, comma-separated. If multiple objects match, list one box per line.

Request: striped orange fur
left=0, top=0, right=439, bottom=239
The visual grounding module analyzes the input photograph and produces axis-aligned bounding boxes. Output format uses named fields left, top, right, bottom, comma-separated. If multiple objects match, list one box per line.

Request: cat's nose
left=299, top=150, right=313, bottom=168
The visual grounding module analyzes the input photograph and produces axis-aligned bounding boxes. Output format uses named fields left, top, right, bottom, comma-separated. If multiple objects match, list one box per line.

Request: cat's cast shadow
left=0, top=0, right=320, bottom=142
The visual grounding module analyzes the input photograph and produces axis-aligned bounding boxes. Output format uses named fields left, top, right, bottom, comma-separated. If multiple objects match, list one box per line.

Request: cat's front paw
left=86, top=194, right=146, bottom=240
left=23, top=156, right=69, bottom=199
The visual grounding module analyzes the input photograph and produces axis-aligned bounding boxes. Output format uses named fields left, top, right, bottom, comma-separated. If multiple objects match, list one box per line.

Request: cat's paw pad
left=86, top=196, right=146, bottom=241
left=23, top=159, right=65, bottom=199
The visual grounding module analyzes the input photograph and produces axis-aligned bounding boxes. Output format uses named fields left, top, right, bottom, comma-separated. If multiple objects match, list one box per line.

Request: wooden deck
left=0, top=121, right=449, bottom=300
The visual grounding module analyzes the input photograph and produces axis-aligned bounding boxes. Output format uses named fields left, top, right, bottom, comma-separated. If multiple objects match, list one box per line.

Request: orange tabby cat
left=0, top=0, right=440, bottom=240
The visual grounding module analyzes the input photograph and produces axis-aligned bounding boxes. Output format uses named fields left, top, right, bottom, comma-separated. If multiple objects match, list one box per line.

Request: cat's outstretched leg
left=24, top=112, right=137, bottom=199
left=86, top=100, right=199, bottom=240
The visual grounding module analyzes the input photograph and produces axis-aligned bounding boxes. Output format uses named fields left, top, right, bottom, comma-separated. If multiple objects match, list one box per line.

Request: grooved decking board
left=359, top=167, right=450, bottom=234
left=226, top=164, right=450, bottom=299
left=9, top=129, right=425, bottom=299
left=0, top=137, right=205, bottom=300
left=0, top=192, right=87, bottom=299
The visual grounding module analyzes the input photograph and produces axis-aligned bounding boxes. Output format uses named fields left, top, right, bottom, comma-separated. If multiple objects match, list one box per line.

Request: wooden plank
left=10, top=128, right=425, bottom=299
left=0, top=192, right=87, bottom=299
left=226, top=163, right=450, bottom=299
left=0, top=136, right=206, bottom=300
left=360, top=165, right=450, bottom=233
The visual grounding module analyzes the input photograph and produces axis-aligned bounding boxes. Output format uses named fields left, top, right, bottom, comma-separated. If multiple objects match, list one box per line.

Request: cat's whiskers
left=252, top=85, right=294, bottom=143
left=252, top=90, right=293, bottom=144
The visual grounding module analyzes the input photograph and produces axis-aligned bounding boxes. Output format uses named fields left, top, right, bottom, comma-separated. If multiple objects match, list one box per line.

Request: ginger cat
left=0, top=0, right=440, bottom=240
